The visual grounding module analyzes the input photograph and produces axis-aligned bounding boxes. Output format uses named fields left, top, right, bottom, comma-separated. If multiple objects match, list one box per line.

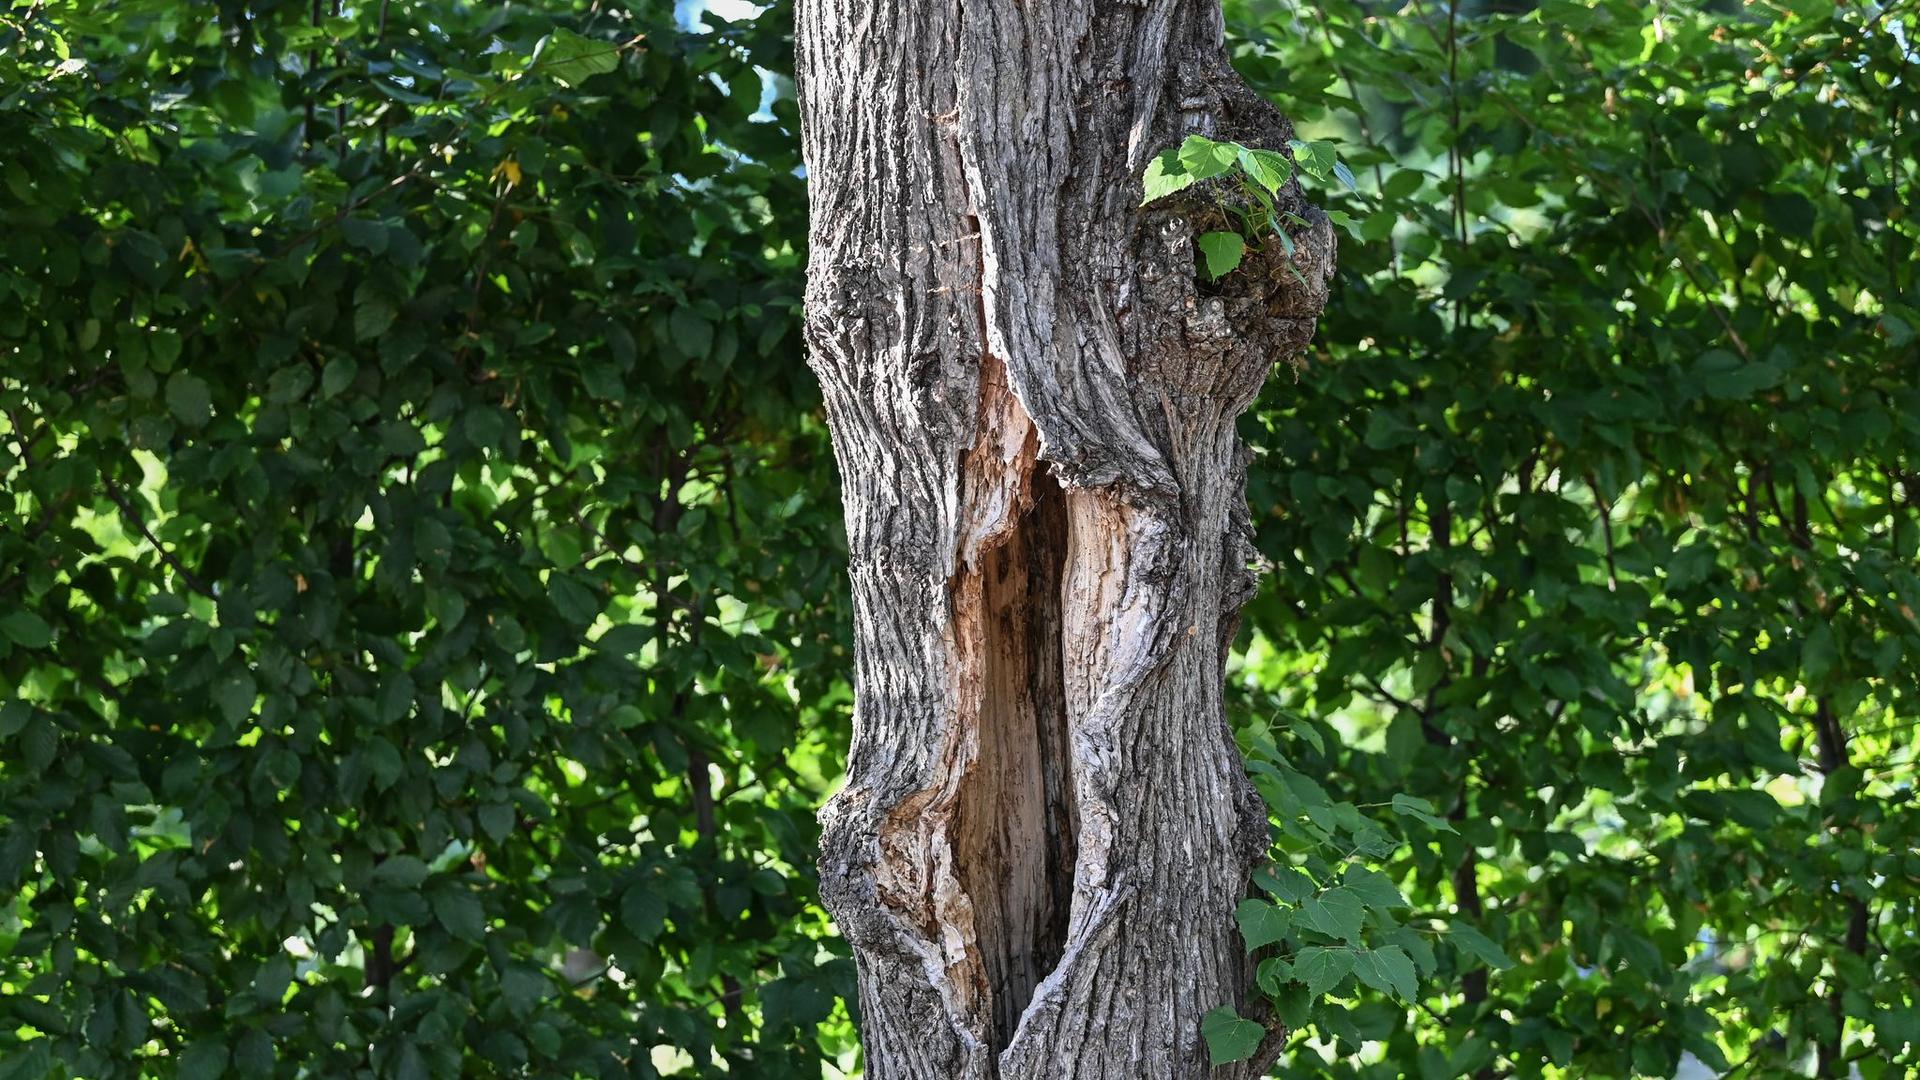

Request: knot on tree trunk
left=1131, top=195, right=1335, bottom=413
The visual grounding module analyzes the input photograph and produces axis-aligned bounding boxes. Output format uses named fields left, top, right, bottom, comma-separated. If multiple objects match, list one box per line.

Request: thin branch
left=103, top=478, right=215, bottom=599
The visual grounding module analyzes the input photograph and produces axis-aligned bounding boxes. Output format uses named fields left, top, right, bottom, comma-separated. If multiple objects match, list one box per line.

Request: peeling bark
left=796, top=1, right=1333, bottom=1075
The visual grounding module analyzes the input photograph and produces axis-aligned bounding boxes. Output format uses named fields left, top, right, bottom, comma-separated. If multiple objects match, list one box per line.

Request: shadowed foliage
left=1, top=2, right=855, bottom=1076
left=2, top=0, right=1916, bottom=1077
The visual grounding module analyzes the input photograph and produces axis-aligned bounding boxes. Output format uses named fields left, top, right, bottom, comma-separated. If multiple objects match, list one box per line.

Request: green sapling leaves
left=1139, top=133, right=1356, bottom=281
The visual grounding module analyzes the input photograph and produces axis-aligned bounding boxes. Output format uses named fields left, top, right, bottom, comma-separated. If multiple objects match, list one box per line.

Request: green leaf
left=0, top=1042, right=51, bottom=1080
left=1197, top=231, right=1246, bottom=279
left=233, top=1030, right=273, bottom=1074
left=213, top=672, right=257, bottom=726
left=355, top=299, right=398, bottom=342
left=265, top=363, right=313, bottom=404
left=253, top=954, right=293, bottom=1005
left=1386, top=926, right=1438, bottom=974
left=393, top=1042, right=430, bottom=1080
left=178, top=1040, right=230, bottom=1077
left=1235, top=898, right=1293, bottom=950
left=1382, top=168, right=1427, bottom=198
left=1716, top=788, right=1783, bottom=828
left=549, top=573, right=602, bottom=625
left=1542, top=1026, right=1574, bottom=1066
left=363, top=738, right=405, bottom=790
left=1237, top=147, right=1293, bottom=195
left=1351, top=945, right=1418, bottom=1000
left=1287, top=138, right=1338, bottom=181
left=1284, top=717, right=1326, bottom=756
left=1256, top=956, right=1293, bottom=995
left=165, top=371, right=213, bottom=427
left=1455, top=1034, right=1496, bottom=1076
left=478, top=804, right=514, bottom=843
left=465, top=406, right=507, bottom=449
left=1341, top=866, right=1407, bottom=911
left=1200, top=1005, right=1265, bottom=1066
left=0, top=701, right=30, bottom=738
left=1683, top=1033, right=1731, bottom=1073
left=1690, top=349, right=1779, bottom=400
left=537, top=29, right=621, bottom=87
left=1299, top=886, right=1366, bottom=944
left=671, top=308, right=715, bottom=358
left=1178, top=134, right=1240, bottom=180
left=1449, top=921, right=1514, bottom=970
left=1294, top=946, right=1356, bottom=997
left=19, top=723, right=55, bottom=772
left=1142, top=148, right=1198, bottom=204
left=0, top=611, right=51, bottom=649
left=621, top=882, right=666, bottom=942
left=377, top=675, right=413, bottom=725
left=1323, top=209, right=1365, bottom=243
left=1391, top=793, right=1457, bottom=832
left=501, top=966, right=551, bottom=1017
left=372, top=855, right=430, bottom=889
left=432, top=887, right=487, bottom=941
left=1876, top=1004, right=1920, bottom=1050
left=1802, top=623, right=1838, bottom=679
left=320, top=357, right=357, bottom=398
left=379, top=420, right=425, bottom=456
left=1255, top=866, right=1317, bottom=903
left=149, top=330, right=182, bottom=372
left=341, top=216, right=389, bottom=253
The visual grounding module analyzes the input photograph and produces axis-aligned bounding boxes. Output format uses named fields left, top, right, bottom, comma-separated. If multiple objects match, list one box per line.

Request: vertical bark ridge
left=798, top=0, right=1333, bottom=1073
left=801, top=1, right=996, bottom=1073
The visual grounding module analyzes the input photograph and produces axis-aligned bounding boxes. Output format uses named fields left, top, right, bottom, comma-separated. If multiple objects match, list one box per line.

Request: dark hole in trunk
left=954, top=467, right=1077, bottom=1054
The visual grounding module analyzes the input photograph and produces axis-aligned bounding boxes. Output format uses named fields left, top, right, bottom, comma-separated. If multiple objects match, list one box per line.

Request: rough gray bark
left=795, top=2, right=1333, bottom=1076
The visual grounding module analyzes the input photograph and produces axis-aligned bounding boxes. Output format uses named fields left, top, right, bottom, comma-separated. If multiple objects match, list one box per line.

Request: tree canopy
left=1222, top=0, right=1919, bottom=1075
left=1, top=0, right=1915, bottom=1078
left=3, top=2, right=853, bottom=1076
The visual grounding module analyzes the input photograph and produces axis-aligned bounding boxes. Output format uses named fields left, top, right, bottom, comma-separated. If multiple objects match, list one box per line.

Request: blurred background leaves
left=0, top=0, right=1916, bottom=1077
left=1227, top=0, right=1919, bottom=1076
left=2, top=1, right=855, bottom=1076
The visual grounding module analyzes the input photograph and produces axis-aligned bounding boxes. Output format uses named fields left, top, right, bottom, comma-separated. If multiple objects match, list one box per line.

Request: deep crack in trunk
left=953, top=468, right=1074, bottom=1053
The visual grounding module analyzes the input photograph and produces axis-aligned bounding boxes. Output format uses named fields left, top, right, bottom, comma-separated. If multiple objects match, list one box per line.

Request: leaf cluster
left=0, top=2, right=857, bottom=1077
left=1142, top=133, right=1360, bottom=280
left=1221, top=0, right=1920, bottom=1076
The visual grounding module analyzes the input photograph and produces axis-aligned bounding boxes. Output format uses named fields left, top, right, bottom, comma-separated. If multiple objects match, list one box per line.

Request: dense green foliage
left=2, top=0, right=1916, bottom=1078
left=1, top=1, right=855, bottom=1076
left=1227, top=0, right=1920, bottom=1076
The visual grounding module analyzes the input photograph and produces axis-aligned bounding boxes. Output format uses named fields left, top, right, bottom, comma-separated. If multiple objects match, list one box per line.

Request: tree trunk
left=795, top=3, right=1333, bottom=1076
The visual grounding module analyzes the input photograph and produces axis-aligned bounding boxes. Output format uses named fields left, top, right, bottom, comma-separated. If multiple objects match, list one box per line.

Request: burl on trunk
left=795, top=1, right=1333, bottom=1076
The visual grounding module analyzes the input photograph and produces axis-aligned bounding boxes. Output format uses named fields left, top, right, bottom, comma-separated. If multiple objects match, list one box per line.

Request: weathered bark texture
left=795, top=2, right=1333, bottom=1076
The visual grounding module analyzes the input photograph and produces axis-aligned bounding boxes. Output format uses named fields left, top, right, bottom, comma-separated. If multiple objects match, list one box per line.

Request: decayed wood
left=795, top=1, right=1333, bottom=1075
